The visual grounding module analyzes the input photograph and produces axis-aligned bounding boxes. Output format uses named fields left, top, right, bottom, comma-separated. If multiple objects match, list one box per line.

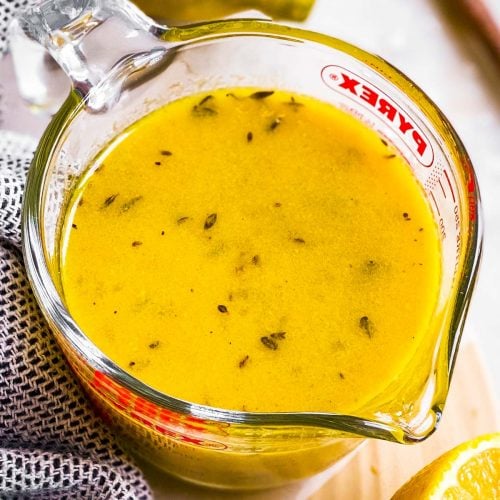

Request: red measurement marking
left=443, top=169, right=456, bottom=203
left=438, top=179, right=447, bottom=198
left=467, top=174, right=475, bottom=193
left=430, top=191, right=441, bottom=216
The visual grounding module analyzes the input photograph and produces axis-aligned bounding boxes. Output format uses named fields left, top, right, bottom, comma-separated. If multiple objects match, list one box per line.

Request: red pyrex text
left=321, top=65, right=434, bottom=167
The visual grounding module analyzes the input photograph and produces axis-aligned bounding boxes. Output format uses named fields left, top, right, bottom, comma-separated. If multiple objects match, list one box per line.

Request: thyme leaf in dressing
left=193, top=95, right=217, bottom=117
left=260, top=336, right=278, bottom=350
left=204, top=213, right=217, bottom=230
left=270, top=331, right=286, bottom=340
left=101, top=194, right=119, bottom=208
left=268, top=117, right=282, bottom=131
left=120, top=196, right=143, bottom=213
left=177, top=216, right=191, bottom=225
left=239, top=355, right=249, bottom=368
left=250, top=90, right=274, bottom=100
left=359, top=316, right=374, bottom=338
left=261, top=331, right=286, bottom=350
left=199, top=95, right=214, bottom=106
left=287, top=96, right=304, bottom=109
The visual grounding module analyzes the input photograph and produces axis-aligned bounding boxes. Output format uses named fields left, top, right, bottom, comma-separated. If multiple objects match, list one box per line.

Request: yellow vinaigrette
left=60, top=89, right=441, bottom=413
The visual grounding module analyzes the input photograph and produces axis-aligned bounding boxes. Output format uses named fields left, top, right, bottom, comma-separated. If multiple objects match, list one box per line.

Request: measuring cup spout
left=9, top=0, right=175, bottom=112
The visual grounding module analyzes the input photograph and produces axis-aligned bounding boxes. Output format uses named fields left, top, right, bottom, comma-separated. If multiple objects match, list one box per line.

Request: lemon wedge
left=392, top=433, right=500, bottom=499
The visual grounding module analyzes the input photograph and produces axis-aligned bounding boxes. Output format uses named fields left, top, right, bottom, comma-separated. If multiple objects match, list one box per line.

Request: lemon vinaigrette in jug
left=17, top=0, right=481, bottom=489
left=59, top=88, right=441, bottom=414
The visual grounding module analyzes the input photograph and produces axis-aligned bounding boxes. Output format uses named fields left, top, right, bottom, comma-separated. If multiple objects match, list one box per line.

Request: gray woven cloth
left=0, top=1, right=152, bottom=498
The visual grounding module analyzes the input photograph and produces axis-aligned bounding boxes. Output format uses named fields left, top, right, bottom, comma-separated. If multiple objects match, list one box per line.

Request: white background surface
left=1, top=0, right=498, bottom=497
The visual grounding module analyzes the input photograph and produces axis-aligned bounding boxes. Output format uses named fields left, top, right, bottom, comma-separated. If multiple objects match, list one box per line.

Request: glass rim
left=21, top=18, right=483, bottom=443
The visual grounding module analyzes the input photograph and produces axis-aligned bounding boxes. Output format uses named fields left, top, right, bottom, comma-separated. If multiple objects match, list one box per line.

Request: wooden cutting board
left=143, top=342, right=499, bottom=499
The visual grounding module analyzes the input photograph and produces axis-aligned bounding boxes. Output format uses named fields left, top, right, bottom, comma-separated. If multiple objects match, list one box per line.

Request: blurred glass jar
left=8, top=0, right=315, bottom=115
left=133, top=0, right=315, bottom=22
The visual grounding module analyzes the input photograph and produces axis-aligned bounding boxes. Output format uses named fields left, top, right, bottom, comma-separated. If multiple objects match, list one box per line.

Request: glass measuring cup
left=15, top=0, right=481, bottom=489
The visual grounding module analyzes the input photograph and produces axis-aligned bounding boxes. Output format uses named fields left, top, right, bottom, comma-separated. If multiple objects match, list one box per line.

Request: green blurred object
left=133, top=0, right=315, bottom=22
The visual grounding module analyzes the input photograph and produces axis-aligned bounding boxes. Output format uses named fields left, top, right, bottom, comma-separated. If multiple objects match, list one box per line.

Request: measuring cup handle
left=9, top=0, right=173, bottom=112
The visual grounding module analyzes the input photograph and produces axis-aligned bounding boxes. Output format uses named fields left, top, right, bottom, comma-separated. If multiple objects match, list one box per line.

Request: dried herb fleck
left=270, top=331, right=286, bottom=340
left=239, top=355, right=249, bottom=368
left=287, top=96, right=304, bottom=109
left=193, top=95, right=217, bottom=117
left=250, top=90, right=274, bottom=99
left=193, top=105, right=217, bottom=117
left=381, top=138, right=388, bottom=146
left=177, top=216, right=191, bottom=225
left=247, top=131, right=253, bottom=142
left=72, top=223, right=77, bottom=229
left=204, top=213, right=217, bottom=230
left=218, top=304, right=228, bottom=313
left=155, top=161, right=162, bottom=166
left=131, top=241, right=143, bottom=247
left=261, top=331, right=286, bottom=350
left=78, top=198, right=84, bottom=207
left=293, top=237, right=305, bottom=244
left=128, top=361, right=136, bottom=367
left=199, top=94, right=214, bottom=106
left=274, top=202, right=282, bottom=207
left=403, top=212, right=411, bottom=221
left=359, top=316, right=374, bottom=338
left=364, top=260, right=379, bottom=274
left=120, top=196, right=143, bottom=213
left=260, top=336, right=278, bottom=350
left=339, top=372, right=345, bottom=379
left=384, top=154, right=396, bottom=159
left=102, top=193, right=119, bottom=208
left=148, top=341, right=160, bottom=349
left=160, top=150, right=172, bottom=156
left=268, top=117, right=282, bottom=131
left=252, top=255, right=260, bottom=265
